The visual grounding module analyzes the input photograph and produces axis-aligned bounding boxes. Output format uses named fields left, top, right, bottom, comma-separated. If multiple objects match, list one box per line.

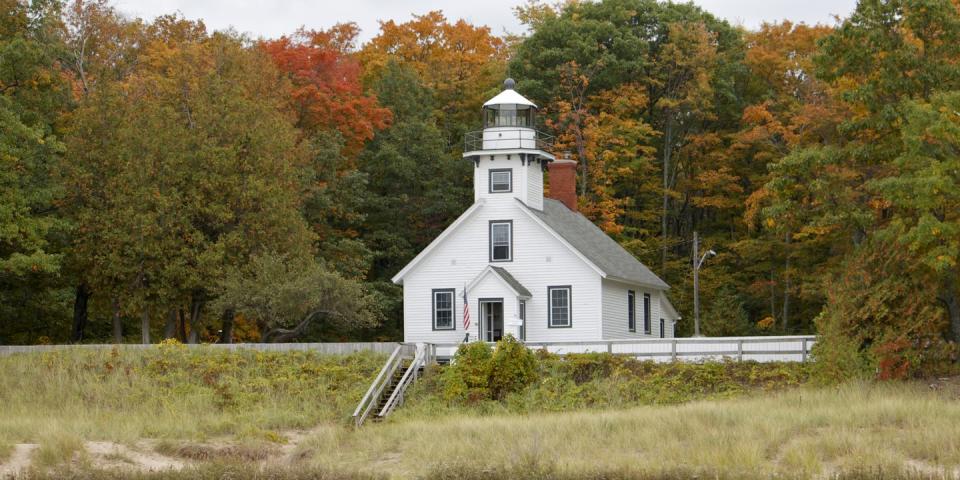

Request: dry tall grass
left=1, top=347, right=958, bottom=479
left=0, top=345, right=383, bottom=463
left=300, top=381, right=960, bottom=479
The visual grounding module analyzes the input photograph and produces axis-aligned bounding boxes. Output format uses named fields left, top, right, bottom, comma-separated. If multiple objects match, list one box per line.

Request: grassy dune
left=1, top=347, right=958, bottom=479
left=0, top=345, right=384, bottom=460
left=313, top=382, right=960, bottom=479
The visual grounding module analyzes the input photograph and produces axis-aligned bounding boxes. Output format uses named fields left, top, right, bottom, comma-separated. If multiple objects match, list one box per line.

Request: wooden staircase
left=352, top=343, right=433, bottom=427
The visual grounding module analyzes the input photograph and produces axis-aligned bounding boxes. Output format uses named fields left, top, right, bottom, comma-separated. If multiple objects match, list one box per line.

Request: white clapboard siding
left=473, top=153, right=544, bottom=210
left=600, top=278, right=670, bottom=339
left=402, top=193, right=603, bottom=343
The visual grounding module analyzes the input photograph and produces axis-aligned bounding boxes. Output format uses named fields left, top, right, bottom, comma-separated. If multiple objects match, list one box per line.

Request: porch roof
left=467, top=265, right=532, bottom=299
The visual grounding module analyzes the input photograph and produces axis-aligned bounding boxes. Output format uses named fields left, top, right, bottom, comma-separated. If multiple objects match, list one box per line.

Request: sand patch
left=0, top=444, right=38, bottom=478
left=85, top=441, right=184, bottom=472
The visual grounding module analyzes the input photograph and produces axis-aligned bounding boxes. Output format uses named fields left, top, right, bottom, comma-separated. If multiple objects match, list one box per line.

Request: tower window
left=489, top=221, right=512, bottom=262
left=489, top=169, right=512, bottom=193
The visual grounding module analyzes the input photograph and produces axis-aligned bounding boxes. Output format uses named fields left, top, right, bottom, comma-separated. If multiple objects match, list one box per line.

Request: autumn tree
left=360, top=11, right=507, bottom=151
left=64, top=22, right=315, bottom=343
left=262, top=25, right=391, bottom=280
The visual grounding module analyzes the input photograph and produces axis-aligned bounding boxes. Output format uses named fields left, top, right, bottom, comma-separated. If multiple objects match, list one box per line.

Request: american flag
left=463, top=285, right=471, bottom=331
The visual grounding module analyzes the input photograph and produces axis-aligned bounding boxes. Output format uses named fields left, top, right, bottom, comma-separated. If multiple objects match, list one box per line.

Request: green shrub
left=488, top=335, right=538, bottom=399
left=418, top=342, right=813, bottom=414
left=441, top=341, right=493, bottom=403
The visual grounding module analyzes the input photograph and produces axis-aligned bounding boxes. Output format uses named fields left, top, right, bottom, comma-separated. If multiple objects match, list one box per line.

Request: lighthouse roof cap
left=483, top=88, right=537, bottom=109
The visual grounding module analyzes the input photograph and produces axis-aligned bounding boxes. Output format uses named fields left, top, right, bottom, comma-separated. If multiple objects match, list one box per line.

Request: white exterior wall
left=474, top=152, right=545, bottom=210
left=402, top=195, right=603, bottom=344
left=600, top=278, right=672, bottom=339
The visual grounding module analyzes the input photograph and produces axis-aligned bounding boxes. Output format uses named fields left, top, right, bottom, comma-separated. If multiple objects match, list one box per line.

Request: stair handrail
left=377, top=343, right=428, bottom=419
left=352, top=344, right=405, bottom=427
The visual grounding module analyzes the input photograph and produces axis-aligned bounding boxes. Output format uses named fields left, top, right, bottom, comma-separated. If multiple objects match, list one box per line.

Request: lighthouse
left=463, top=78, right=557, bottom=210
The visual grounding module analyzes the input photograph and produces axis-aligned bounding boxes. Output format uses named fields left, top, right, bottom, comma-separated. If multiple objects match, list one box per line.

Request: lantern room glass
left=484, top=104, right=535, bottom=128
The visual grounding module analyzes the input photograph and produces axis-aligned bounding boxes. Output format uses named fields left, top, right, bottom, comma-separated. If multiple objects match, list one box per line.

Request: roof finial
left=503, top=78, right=516, bottom=90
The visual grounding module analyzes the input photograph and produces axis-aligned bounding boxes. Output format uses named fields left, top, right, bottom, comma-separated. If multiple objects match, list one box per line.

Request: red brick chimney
left=547, top=158, right=578, bottom=211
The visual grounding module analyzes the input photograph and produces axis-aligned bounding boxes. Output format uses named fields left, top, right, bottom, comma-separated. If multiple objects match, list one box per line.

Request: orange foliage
left=261, top=26, right=391, bottom=160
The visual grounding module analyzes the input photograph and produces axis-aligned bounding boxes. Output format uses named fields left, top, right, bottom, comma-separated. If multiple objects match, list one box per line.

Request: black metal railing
left=464, top=129, right=554, bottom=153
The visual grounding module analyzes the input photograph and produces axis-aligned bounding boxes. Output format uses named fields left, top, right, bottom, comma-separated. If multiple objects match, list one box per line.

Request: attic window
left=489, top=169, right=512, bottom=193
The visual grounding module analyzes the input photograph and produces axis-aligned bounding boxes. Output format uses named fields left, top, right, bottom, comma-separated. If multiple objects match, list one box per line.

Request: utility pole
left=692, top=230, right=716, bottom=338
left=693, top=231, right=701, bottom=337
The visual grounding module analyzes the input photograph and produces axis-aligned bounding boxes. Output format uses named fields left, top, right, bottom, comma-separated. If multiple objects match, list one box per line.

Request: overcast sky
left=112, top=0, right=858, bottom=43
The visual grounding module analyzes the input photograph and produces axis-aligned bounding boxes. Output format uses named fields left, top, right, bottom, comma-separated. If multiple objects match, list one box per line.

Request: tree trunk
left=187, top=297, right=203, bottom=344
left=140, top=308, right=150, bottom=344
left=264, top=310, right=327, bottom=343
left=177, top=308, right=187, bottom=342
left=163, top=310, right=177, bottom=339
left=661, top=118, right=674, bottom=272
left=941, top=273, right=960, bottom=343
left=71, top=283, right=91, bottom=343
left=111, top=298, right=122, bottom=343
left=220, top=308, right=234, bottom=344
left=781, top=232, right=792, bottom=331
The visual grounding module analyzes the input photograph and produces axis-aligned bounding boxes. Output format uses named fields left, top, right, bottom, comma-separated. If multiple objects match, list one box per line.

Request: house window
left=659, top=318, right=665, bottom=338
left=643, top=293, right=651, bottom=334
left=628, top=290, right=636, bottom=332
left=489, top=169, right=512, bottom=193
left=548, top=286, right=571, bottom=328
left=432, top=289, right=455, bottom=330
left=489, top=221, right=512, bottom=262
left=519, top=300, right=526, bottom=341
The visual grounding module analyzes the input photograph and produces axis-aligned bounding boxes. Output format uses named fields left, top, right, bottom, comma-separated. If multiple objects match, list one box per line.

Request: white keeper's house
left=392, top=79, right=679, bottom=343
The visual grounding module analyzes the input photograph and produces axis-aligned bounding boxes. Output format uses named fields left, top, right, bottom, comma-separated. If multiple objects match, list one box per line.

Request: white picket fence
left=0, top=336, right=816, bottom=363
left=0, top=342, right=400, bottom=356
left=430, top=335, right=817, bottom=363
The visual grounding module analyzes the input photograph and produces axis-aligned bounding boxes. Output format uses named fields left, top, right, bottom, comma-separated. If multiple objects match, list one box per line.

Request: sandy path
left=85, top=441, right=185, bottom=472
left=0, top=444, right=38, bottom=478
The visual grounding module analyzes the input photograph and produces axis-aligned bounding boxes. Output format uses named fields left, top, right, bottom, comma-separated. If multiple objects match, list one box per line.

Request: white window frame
left=628, top=290, right=636, bottom=332
left=432, top=289, right=455, bottom=330
left=548, top=286, right=571, bottom=328
left=489, top=220, right=512, bottom=262
left=489, top=169, right=512, bottom=193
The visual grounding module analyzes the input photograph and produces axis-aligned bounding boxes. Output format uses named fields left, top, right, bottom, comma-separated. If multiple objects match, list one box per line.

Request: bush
left=422, top=342, right=812, bottom=412
left=488, top=335, right=538, bottom=399
left=441, top=341, right=493, bottom=403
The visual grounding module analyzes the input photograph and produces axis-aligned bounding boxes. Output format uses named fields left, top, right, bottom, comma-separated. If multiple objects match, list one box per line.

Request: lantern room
left=482, top=78, right=537, bottom=128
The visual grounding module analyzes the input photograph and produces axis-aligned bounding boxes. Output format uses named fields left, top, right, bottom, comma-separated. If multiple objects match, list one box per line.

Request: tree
left=63, top=24, right=315, bottom=343
left=0, top=0, right=72, bottom=344
left=360, top=11, right=507, bottom=150
left=871, top=92, right=960, bottom=342
left=212, top=253, right=380, bottom=342
left=262, top=25, right=391, bottom=280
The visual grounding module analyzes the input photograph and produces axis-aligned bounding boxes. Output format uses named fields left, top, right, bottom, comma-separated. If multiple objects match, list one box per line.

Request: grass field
left=0, top=346, right=958, bottom=479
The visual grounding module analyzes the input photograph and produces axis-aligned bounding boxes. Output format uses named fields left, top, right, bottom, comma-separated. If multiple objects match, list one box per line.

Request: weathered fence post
left=607, top=342, right=613, bottom=354
left=737, top=340, right=743, bottom=362
left=801, top=338, right=808, bottom=362
left=671, top=339, right=677, bottom=362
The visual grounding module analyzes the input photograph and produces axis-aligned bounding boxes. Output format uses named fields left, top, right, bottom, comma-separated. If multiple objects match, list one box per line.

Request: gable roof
left=521, top=199, right=669, bottom=290
left=489, top=266, right=532, bottom=298
left=466, top=265, right=532, bottom=299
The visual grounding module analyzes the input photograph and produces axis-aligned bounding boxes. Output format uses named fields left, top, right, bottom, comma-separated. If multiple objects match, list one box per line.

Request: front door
left=480, top=299, right=504, bottom=342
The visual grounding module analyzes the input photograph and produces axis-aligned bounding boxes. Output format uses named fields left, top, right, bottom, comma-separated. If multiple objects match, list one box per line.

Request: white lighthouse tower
left=463, top=78, right=556, bottom=210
